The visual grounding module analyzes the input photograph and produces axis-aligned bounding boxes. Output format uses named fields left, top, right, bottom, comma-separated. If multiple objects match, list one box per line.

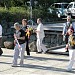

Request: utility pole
left=30, top=0, right=32, bottom=20
left=30, top=0, right=34, bottom=25
left=30, top=0, right=34, bottom=19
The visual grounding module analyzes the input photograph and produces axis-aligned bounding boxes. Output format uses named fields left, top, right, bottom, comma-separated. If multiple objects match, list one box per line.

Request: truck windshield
left=54, top=3, right=68, bottom=8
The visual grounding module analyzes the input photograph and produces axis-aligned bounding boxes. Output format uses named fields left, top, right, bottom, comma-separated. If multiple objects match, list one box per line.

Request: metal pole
left=30, top=0, right=33, bottom=26
left=30, top=6, right=32, bottom=20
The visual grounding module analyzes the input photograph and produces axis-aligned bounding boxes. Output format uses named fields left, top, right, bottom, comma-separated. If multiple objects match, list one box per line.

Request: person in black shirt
left=22, top=19, right=30, bottom=56
left=12, top=22, right=26, bottom=67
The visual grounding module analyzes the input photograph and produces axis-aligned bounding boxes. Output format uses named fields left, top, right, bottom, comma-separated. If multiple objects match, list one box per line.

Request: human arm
left=62, top=24, right=66, bottom=35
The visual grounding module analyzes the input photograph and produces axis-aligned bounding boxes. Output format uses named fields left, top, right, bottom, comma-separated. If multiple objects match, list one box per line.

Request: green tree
left=0, top=0, right=11, bottom=9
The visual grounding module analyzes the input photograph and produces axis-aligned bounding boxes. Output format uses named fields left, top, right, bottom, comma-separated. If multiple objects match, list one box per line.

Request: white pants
left=37, top=38, right=47, bottom=52
left=13, top=43, right=26, bottom=65
left=67, top=49, right=75, bottom=69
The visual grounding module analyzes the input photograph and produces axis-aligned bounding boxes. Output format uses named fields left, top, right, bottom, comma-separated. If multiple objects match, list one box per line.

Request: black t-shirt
left=15, top=29, right=26, bottom=44
left=22, top=26, right=29, bottom=40
left=22, top=26, right=27, bottom=32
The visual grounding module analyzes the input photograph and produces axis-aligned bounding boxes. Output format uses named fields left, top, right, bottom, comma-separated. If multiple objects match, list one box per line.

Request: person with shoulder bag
left=62, top=15, right=72, bottom=52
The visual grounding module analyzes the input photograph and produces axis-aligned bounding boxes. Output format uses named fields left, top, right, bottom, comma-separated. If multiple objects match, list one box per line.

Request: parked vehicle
left=48, top=2, right=68, bottom=18
left=67, top=2, right=75, bottom=17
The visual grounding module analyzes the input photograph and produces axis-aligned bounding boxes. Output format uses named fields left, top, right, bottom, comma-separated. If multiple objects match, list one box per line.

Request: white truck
left=49, top=2, right=68, bottom=18
left=67, top=2, right=75, bottom=17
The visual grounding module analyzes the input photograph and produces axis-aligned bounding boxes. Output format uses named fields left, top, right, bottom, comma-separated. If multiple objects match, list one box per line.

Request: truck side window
left=67, top=4, right=73, bottom=8
left=55, top=4, right=61, bottom=8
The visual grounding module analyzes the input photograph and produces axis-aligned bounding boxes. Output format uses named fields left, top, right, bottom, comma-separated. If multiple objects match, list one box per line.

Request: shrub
left=0, top=7, right=60, bottom=23
left=0, top=7, right=30, bottom=23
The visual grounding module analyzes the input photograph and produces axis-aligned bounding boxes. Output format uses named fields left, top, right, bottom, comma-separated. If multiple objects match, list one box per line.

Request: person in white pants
left=12, top=22, right=26, bottom=67
left=13, top=43, right=26, bottom=66
left=67, top=49, right=75, bottom=71
left=67, top=27, right=75, bottom=71
left=36, top=18, right=47, bottom=53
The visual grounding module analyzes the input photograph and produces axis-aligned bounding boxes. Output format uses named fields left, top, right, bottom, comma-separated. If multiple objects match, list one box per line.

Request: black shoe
left=0, top=48, right=3, bottom=56
left=27, top=54, right=30, bottom=56
left=36, top=52, right=42, bottom=54
left=65, top=48, right=69, bottom=52
left=66, top=50, right=69, bottom=52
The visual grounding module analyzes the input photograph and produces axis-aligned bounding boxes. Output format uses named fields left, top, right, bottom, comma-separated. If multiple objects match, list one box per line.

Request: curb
left=47, top=45, right=66, bottom=50
left=47, top=45, right=69, bottom=55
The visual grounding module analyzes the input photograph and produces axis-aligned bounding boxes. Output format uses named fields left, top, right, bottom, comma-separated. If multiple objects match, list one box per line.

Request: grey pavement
left=0, top=48, right=75, bottom=75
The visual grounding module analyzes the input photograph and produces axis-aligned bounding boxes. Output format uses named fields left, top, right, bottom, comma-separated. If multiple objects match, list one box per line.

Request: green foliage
left=0, top=6, right=58, bottom=23
left=0, top=7, right=30, bottom=23
left=0, top=0, right=73, bottom=9
left=32, top=7, right=58, bottom=22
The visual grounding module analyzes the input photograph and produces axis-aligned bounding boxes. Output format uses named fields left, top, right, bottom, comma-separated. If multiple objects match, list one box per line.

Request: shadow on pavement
left=25, top=56, right=69, bottom=62
left=0, top=62, right=12, bottom=64
left=1, top=55, right=13, bottom=58
left=21, top=64, right=75, bottom=74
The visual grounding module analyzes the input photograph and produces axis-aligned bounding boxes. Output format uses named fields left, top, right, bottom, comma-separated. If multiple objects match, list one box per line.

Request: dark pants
left=65, top=35, right=69, bottom=44
left=0, top=38, right=3, bottom=56
left=26, top=38, right=30, bottom=55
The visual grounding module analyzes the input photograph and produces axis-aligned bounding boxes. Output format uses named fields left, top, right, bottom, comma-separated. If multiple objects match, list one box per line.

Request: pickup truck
left=67, top=2, right=75, bottom=17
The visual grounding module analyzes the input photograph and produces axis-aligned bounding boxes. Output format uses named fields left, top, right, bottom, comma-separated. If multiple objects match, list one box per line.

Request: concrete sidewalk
left=0, top=48, right=75, bottom=75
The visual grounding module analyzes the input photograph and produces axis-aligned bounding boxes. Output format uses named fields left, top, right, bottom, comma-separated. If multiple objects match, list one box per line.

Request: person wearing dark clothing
left=22, top=19, right=30, bottom=56
left=12, top=22, right=26, bottom=67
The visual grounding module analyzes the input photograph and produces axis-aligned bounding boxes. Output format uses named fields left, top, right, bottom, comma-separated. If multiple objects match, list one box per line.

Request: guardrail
left=30, top=29, right=65, bottom=48
left=4, top=22, right=65, bottom=48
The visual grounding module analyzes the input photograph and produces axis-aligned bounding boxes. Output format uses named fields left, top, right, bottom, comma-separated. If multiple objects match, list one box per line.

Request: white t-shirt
left=36, top=23, right=45, bottom=39
left=0, top=25, right=2, bottom=38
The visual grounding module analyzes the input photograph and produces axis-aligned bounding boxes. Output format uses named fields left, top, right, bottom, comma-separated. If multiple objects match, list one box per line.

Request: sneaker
left=20, top=63, right=24, bottom=67
left=12, top=64, right=17, bottom=67
left=27, top=55, right=30, bottom=58
left=36, top=52, right=42, bottom=54
left=19, top=61, right=24, bottom=66
left=42, top=51, right=46, bottom=54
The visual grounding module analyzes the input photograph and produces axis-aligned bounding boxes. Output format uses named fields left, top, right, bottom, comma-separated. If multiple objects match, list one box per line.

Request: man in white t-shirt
left=0, top=24, right=3, bottom=56
left=36, top=18, right=47, bottom=53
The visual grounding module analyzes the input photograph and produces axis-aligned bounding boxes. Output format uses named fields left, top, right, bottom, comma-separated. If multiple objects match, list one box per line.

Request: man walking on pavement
left=62, top=15, right=72, bottom=52
left=36, top=18, right=47, bottom=53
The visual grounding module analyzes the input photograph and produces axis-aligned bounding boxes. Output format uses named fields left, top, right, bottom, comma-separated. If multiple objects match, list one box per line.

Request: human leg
left=26, top=39, right=30, bottom=55
left=40, top=38, right=47, bottom=53
left=36, top=38, right=42, bottom=52
left=67, top=49, right=75, bottom=71
left=20, top=43, right=26, bottom=65
left=12, top=44, right=19, bottom=66
left=65, top=35, right=69, bottom=52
